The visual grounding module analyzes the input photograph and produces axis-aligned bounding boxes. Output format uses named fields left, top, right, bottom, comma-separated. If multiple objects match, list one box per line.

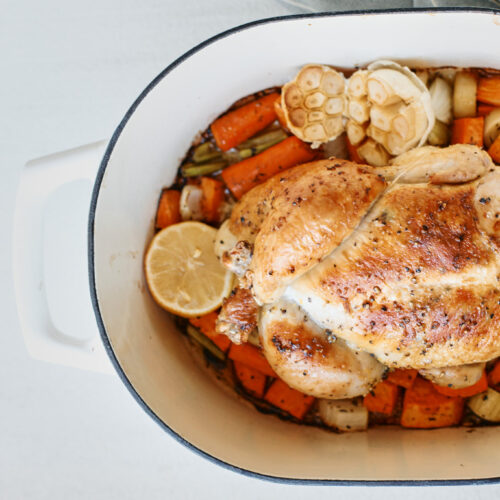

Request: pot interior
left=91, top=10, right=500, bottom=482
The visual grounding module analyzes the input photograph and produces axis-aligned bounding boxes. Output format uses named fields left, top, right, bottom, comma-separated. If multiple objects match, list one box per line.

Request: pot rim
left=88, top=7, right=500, bottom=485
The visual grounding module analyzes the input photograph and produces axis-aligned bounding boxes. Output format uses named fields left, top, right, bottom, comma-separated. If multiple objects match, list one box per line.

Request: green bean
left=186, top=325, right=225, bottom=361
left=181, top=160, right=227, bottom=177
left=236, top=148, right=253, bottom=160
left=194, top=151, right=223, bottom=163
left=237, top=135, right=286, bottom=159
left=192, top=142, right=219, bottom=163
left=237, top=129, right=287, bottom=149
left=182, top=132, right=286, bottom=177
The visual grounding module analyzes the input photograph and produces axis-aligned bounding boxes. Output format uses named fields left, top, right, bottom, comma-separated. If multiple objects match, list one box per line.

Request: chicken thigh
left=259, top=298, right=385, bottom=398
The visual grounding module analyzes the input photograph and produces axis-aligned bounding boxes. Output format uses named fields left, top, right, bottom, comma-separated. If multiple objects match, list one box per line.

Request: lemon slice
left=145, top=221, right=233, bottom=317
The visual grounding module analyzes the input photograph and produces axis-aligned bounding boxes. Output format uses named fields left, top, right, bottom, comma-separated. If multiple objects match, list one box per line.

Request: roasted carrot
left=264, top=379, right=315, bottom=420
left=211, top=93, right=280, bottom=151
left=477, top=104, right=498, bottom=117
left=274, top=97, right=289, bottom=131
left=386, top=369, right=418, bottom=389
left=189, top=311, right=219, bottom=337
left=433, top=371, right=488, bottom=398
left=189, top=312, right=231, bottom=353
left=451, top=116, right=484, bottom=147
left=234, top=361, right=267, bottom=398
left=401, top=377, right=464, bottom=429
left=346, top=137, right=364, bottom=164
left=222, top=136, right=316, bottom=199
left=200, top=177, right=224, bottom=223
left=488, top=134, right=500, bottom=163
left=155, top=189, right=181, bottom=229
left=363, top=380, right=400, bottom=415
left=488, top=360, right=500, bottom=388
left=477, top=76, right=500, bottom=106
left=228, top=343, right=275, bottom=377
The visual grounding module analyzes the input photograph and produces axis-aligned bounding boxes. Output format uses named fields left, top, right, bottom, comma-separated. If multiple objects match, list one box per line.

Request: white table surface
left=2, top=1, right=500, bottom=498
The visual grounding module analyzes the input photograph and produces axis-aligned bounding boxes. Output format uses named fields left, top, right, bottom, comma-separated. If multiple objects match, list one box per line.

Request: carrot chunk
left=228, top=343, right=275, bottom=377
left=363, top=380, right=400, bottom=415
left=221, top=136, right=316, bottom=199
left=488, top=134, right=500, bottom=163
left=213, top=337, right=231, bottom=354
left=189, top=312, right=231, bottom=353
left=488, top=360, right=500, bottom=388
left=477, top=76, right=500, bottom=106
left=200, top=177, right=224, bottom=223
left=401, top=377, right=464, bottom=429
left=433, top=371, right=488, bottom=398
left=386, top=369, right=418, bottom=389
left=346, top=137, right=364, bottom=164
left=234, top=361, right=267, bottom=398
left=477, top=104, right=498, bottom=117
left=155, top=190, right=181, bottom=229
left=264, top=379, right=315, bottom=420
left=451, top=117, right=484, bottom=147
left=189, top=311, right=218, bottom=336
left=211, top=93, right=280, bottom=151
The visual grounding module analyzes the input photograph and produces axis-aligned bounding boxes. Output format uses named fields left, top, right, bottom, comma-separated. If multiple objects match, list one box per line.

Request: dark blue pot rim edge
left=88, top=7, right=500, bottom=486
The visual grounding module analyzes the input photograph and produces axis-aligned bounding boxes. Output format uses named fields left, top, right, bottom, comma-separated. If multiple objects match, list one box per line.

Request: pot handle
left=13, top=141, right=114, bottom=374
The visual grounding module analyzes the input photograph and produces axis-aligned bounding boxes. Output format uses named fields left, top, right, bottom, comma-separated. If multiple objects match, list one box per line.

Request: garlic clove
left=367, top=69, right=421, bottom=106
left=348, top=97, right=370, bottom=124
left=366, top=123, right=387, bottom=145
left=324, top=96, right=345, bottom=115
left=297, top=65, right=323, bottom=91
left=347, top=121, right=366, bottom=146
left=357, top=138, right=390, bottom=167
left=347, top=70, right=368, bottom=98
left=370, top=102, right=405, bottom=132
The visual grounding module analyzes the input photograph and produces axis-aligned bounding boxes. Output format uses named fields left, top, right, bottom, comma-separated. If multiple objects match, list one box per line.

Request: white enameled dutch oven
left=87, top=9, right=500, bottom=484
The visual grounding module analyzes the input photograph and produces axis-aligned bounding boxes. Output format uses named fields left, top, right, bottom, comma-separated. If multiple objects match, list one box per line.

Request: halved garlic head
left=281, top=64, right=346, bottom=147
left=346, top=60, right=435, bottom=164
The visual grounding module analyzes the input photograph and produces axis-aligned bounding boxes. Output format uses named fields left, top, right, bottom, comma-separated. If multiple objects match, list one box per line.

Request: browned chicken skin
left=217, top=144, right=500, bottom=395
left=216, top=287, right=258, bottom=344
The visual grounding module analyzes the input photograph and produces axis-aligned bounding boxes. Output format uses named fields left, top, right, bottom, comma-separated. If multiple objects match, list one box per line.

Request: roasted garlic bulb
left=281, top=64, right=346, bottom=147
left=346, top=60, right=435, bottom=160
left=281, top=60, right=435, bottom=164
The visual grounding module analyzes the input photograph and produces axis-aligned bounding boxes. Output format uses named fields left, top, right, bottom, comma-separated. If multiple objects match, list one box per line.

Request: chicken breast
left=259, top=298, right=385, bottom=398
left=219, top=158, right=386, bottom=304
left=286, top=164, right=500, bottom=369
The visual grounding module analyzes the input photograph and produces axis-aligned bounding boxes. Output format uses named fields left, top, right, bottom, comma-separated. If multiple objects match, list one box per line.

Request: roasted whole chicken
left=216, top=144, right=500, bottom=399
